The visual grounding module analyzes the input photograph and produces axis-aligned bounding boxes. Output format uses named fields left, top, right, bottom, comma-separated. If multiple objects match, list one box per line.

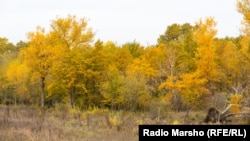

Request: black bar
left=139, top=124, right=250, bottom=141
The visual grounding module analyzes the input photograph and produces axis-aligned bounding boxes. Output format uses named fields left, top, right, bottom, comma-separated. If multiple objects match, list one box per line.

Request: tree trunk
left=69, top=86, right=75, bottom=108
left=41, top=77, right=45, bottom=108
left=184, top=106, right=191, bottom=123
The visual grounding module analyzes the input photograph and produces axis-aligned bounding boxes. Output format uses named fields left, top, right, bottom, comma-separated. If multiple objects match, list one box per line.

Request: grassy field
left=0, top=105, right=249, bottom=141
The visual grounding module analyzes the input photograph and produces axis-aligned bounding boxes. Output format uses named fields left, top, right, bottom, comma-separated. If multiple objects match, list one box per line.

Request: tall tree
left=20, top=27, right=56, bottom=107
left=218, top=39, right=243, bottom=93
left=51, top=48, right=87, bottom=108
left=156, top=23, right=198, bottom=81
left=49, top=15, right=94, bottom=108
left=237, top=0, right=250, bottom=103
left=50, top=15, right=94, bottom=50
left=193, top=17, right=220, bottom=94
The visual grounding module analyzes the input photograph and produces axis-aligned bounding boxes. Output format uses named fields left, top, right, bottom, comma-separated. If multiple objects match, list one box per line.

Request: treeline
left=0, top=0, right=249, bottom=112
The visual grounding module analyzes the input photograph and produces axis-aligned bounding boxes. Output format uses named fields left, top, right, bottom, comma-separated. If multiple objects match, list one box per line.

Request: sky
left=0, top=0, right=243, bottom=46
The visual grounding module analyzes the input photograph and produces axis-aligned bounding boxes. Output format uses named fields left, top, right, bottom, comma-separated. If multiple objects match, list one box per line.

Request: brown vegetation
left=0, top=105, right=249, bottom=141
left=0, top=105, right=138, bottom=141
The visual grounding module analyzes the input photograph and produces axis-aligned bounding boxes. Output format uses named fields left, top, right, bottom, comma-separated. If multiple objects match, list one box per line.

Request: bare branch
left=221, top=104, right=234, bottom=115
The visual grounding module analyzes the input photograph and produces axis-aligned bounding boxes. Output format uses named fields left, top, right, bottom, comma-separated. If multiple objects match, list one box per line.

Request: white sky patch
left=0, top=0, right=243, bottom=46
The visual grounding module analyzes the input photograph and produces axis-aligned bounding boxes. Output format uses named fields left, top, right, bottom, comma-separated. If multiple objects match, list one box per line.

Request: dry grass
left=0, top=106, right=138, bottom=141
left=0, top=105, right=249, bottom=141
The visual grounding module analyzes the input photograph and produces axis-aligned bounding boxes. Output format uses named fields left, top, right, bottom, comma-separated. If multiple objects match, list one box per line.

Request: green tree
left=122, top=41, right=144, bottom=58
left=123, top=74, right=152, bottom=111
left=157, top=23, right=181, bottom=43
left=0, top=37, right=15, bottom=54
left=100, top=66, right=126, bottom=110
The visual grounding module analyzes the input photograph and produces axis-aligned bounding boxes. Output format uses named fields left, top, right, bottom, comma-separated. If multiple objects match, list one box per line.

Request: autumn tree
left=217, top=39, right=242, bottom=93
left=124, top=55, right=156, bottom=110
left=15, top=40, right=28, bottom=52
left=159, top=70, right=208, bottom=112
left=157, top=23, right=198, bottom=65
left=123, top=73, right=152, bottom=111
left=122, top=41, right=144, bottom=58
left=155, top=23, right=198, bottom=110
left=113, top=45, right=134, bottom=74
left=6, top=59, right=29, bottom=105
left=50, top=15, right=94, bottom=50
left=0, top=37, right=17, bottom=68
left=0, top=37, right=16, bottom=105
left=237, top=0, right=250, bottom=26
left=20, top=27, right=57, bottom=108
left=193, top=17, right=221, bottom=95
left=158, top=18, right=219, bottom=111
left=156, top=23, right=197, bottom=87
left=126, top=56, right=157, bottom=79
left=49, top=15, right=94, bottom=108
left=0, top=37, right=15, bottom=54
left=158, top=23, right=182, bottom=44
left=78, top=40, right=118, bottom=107
left=236, top=0, right=250, bottom=105
left=100, top=66, right=126, bottom=110
left=1, top=2, right=250, bottom=113
left=50, top=48, right=87, bottom=108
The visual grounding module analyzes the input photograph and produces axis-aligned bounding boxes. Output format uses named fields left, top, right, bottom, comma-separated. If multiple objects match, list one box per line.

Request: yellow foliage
left=21, top=26, right=57, bottom=83
left=193, top=17, right=220, bottom=83
left=109, top=115, right=122, bottom=126
left=158, top=76, right=178, bottom=90
left=127, top=57, right=157, bottom=78
left=6, top=59, right=30, bottom=98
left=194, top=17, right=217, bottom=47
left=50, top=15, right=94, bottom=50
left=6, top=60, right=28, bottom=83
left=159, top=70, right=208, bottom=107
left=172, top=120, right=180, bottom=125
left=237, top=0, right=250, bottom=26
left=230, top=104, right=240, bottom=114
left=165, top=92, right=172, bottom=102
left=228, top=94, right=242, bottom=114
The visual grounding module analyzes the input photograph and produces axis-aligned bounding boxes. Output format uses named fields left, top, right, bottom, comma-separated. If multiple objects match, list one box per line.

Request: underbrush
left=0, top=105, right=249, bottom=141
